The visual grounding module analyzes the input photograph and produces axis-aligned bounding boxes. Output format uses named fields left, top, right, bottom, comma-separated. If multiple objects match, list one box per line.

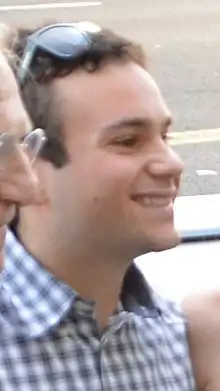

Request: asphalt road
left=1, top=0, right=220, bottom=195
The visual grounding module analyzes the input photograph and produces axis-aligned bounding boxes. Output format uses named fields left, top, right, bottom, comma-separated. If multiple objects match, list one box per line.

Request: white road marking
left=170, top=128, right=220, bottom=145
left=0, top=1, right=102, bottom=12
left=196, top=169, right=218, bottom=176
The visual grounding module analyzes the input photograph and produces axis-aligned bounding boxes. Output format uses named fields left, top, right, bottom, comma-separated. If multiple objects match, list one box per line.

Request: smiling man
left=1, top=22, right=195, bottom=390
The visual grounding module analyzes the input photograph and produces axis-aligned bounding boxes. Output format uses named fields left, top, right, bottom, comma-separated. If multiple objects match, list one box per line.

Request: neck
left=17, top=216, right=132, bottom=329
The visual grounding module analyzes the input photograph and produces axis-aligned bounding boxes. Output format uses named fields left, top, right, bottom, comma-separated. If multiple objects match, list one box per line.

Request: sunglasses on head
left=18, top=22, right=102, bottom=84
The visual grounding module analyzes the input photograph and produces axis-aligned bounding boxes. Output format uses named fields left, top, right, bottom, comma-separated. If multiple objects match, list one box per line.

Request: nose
left=147, top=144, right=184, bottom=179
left=0, top=146, right=38, bottom=206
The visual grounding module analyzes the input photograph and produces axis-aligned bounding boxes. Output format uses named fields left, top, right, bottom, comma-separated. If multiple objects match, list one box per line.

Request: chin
left=149, top=230, right=181, bottom=252
left=136, top=227, right=181, bottom=255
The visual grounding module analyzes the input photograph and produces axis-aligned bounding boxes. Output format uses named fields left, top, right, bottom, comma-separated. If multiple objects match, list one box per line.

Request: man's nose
left=0, top=147, right=38, bottom=206
left=147, top=145, right=184, bottom=179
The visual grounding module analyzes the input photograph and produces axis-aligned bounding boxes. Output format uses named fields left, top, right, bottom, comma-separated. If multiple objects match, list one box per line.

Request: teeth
left=137, top=197, right=173, bottom=207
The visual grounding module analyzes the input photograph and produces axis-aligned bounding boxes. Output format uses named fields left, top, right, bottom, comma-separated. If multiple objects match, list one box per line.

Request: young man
left=2, top=22, right=195, bottom=390
left=0, top=44, right=43, bottom=265
left=183, top=292, right=220, bottom=391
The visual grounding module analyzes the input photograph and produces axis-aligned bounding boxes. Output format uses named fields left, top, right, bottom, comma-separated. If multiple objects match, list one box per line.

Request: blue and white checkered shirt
left=0, top=229, right=195, bottom=390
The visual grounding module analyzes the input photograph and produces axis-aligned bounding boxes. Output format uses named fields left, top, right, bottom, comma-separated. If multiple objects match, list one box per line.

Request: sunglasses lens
left=36, top=25, right=91, bottom=58
left=19, top=22, right=101, bottom=83
left=22, top=128, right=46, bottom=163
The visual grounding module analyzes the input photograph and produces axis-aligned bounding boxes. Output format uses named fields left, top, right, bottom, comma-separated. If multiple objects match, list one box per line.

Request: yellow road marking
left=170, top=128, right=220, bottom=145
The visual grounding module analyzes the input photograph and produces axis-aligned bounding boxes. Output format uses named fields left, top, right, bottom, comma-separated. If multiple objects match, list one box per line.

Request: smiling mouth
left=132, top=196, right=175, bottom=207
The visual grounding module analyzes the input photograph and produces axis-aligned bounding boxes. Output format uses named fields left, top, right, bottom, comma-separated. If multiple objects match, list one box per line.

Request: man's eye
left=113, top=135, right=140, bottom=147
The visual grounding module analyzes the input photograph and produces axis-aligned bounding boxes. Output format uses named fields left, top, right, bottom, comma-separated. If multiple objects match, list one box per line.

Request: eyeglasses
left=0, top=128, right=46, bottom=164
left=18, top=22, right=102, bottom=84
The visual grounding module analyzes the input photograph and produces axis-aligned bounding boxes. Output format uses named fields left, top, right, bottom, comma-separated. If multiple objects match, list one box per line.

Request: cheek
left=60, top=154, right=138, bottom=213
left=83, top=158, right=137, bottom=208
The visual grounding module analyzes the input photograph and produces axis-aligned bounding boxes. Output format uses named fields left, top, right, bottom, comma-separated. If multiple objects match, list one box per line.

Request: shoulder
left=182, top=291, right=220, bottom=390
left=182, top=291, right=220, bottom=359
left=152, top=292, right=192, bottom=350
left=183, top=290, right=220, bottom=333
left=153, top=290, right=186, bottom=323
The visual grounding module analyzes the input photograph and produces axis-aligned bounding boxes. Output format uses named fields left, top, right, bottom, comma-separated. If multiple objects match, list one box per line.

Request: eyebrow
left=102, top=116, right=172, bottom=133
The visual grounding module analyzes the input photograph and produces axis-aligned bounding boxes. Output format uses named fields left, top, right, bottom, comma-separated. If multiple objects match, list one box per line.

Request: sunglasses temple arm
left=17, top=40, right=36, bottom=85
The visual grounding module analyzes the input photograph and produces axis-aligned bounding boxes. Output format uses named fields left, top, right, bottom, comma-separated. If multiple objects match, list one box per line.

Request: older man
left=0, top=28, right=45, bottom=264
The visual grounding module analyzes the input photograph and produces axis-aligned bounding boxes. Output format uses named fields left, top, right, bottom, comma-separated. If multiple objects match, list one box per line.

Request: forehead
left=54, top=61, right=170, bottom=133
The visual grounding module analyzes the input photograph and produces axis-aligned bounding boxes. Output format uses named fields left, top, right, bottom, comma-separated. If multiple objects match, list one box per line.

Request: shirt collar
left=3, top=229, right=76, bottom=338
left=2, top=229, right=161, bottom=338
left=121, top=263, right=162, bottom=318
